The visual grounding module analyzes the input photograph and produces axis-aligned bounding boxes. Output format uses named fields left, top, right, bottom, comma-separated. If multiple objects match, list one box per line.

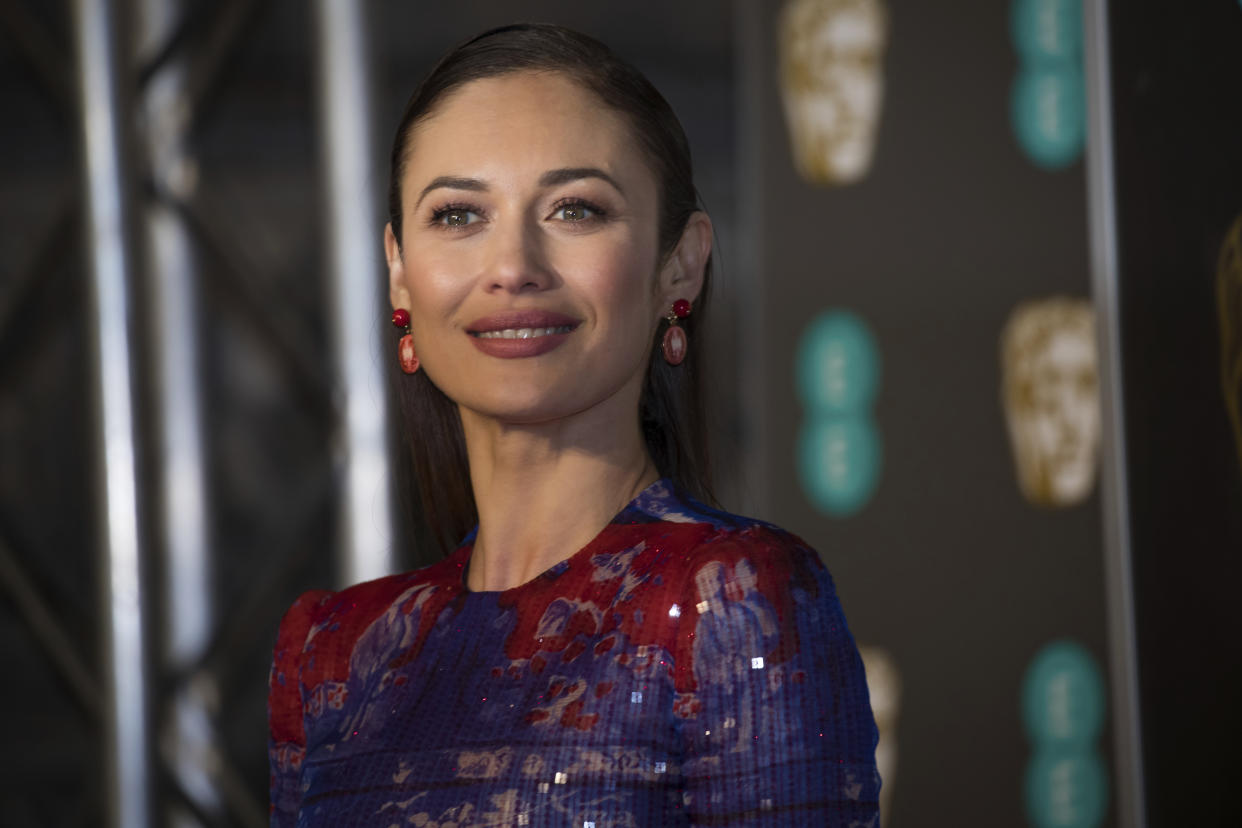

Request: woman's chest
left=298, top=593, right=690, bottom=826
left=307, top=589, right=685, bottom=745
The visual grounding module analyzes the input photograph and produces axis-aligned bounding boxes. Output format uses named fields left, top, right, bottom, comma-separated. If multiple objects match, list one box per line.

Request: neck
left=459, top=395, right=658, bottom=592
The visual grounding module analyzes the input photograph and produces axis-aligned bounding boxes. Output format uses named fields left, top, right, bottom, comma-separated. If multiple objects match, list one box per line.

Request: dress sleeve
left=268, top=590, right=332, bottom=828
left=676, top=529, right=880, bottom=827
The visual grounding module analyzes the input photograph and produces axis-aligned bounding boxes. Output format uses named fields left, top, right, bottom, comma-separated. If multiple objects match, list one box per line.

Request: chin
left=439, top=355, right=642, bottom=428
left=459, top=385, right=584, bottom=426
left=481, top=402, right=565, bottom=426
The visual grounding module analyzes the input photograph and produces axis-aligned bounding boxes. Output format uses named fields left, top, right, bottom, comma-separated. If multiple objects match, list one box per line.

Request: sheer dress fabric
left=269, top=480, right=880, bottom=827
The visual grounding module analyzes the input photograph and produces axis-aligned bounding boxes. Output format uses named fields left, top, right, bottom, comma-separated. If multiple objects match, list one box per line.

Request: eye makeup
left=427, top=202, right=485, bottom=228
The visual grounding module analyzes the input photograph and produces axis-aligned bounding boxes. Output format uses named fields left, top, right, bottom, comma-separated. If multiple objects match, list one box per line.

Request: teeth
left=476, top=326, right=572, bottom=339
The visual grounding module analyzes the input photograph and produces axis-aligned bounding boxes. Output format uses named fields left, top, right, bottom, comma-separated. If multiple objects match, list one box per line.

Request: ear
left=657, top=211, right=712, bottom=312
left=385, top=223, right=412, bottom=311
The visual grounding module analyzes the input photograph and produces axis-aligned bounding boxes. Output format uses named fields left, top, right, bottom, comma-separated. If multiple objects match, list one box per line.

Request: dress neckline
left=454, top=477, right=673, bottom=596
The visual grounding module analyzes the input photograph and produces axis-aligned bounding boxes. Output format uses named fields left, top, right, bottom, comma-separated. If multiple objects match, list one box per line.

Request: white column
left=1083, top=2, right=1147, bottom=826
left=313, top=0, right=397, bottom=586
left=133, top=0, right=221, bottom=824
left=72, top=1, right=152, bottom=826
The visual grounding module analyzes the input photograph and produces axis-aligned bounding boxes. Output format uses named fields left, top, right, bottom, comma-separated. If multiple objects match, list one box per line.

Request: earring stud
left=391, top=308, right=419, bottom=374
left=662, top=299, right=690, bottom=366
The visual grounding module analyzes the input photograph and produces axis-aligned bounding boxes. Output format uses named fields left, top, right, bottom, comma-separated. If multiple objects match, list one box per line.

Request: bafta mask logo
left=858, top=646, right=900, bottom=826
left=1219, top=213, right=1242, bottom=473
left=1001, top=297, right=1100, bottom=507
left=778, top=0, right=889, bottom=186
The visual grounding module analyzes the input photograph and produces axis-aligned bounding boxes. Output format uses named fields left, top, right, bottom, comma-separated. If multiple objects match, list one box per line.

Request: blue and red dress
left=269, top=480, right=880, bottom=826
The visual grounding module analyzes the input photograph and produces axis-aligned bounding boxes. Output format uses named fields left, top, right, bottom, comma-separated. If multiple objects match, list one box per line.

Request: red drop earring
left=391, top=308, right=419, bottom=374
left=662, top=299, right=691, bottom=366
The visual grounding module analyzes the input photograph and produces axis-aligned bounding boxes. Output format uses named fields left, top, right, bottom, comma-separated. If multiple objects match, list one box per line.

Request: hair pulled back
left=388, top=23, right=714, bottom=554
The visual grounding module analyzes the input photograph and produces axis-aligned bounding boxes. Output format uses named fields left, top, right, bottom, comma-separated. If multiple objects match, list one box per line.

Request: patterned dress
left=269, top=480, right=880, bottom=827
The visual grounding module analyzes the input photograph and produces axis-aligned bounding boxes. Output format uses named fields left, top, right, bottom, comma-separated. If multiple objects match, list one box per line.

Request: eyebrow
left=413, top=167, right=624, bottom=210
left=415, top=176, right=487, bottom=210
left=538, top=167, right=624, bottom=194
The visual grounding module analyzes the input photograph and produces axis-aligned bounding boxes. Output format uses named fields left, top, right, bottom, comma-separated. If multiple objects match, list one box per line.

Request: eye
left=550, top=199, right=603, bottom=223
left=556, top=204, right=591, bottom=222
left=431, top=206, right=481, bottom=227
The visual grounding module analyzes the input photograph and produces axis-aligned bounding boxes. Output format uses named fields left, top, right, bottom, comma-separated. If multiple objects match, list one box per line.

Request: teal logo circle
left=1022, top=640, right=1105, bottom=748
left=1011, top=0, right=1084, bottom=63
left=1024, top=750, right=1109, bottom=828
left=795, top=310, right=881, bottom=415
left=1011, top=64, right=1086, bottom=169
left=797, top=416, right=882, bottom=516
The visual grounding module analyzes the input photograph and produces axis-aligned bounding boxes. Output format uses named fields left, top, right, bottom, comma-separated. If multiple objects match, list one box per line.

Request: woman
left=269, top=23, right=879, bottom=827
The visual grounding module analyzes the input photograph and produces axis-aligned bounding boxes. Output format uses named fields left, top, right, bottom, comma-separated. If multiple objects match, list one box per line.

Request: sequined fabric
left=269, top=480, right=880, bottom=826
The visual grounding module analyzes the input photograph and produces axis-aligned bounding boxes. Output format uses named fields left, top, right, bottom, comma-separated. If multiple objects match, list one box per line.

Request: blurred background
left=1, top=0, right=1239, bottom=826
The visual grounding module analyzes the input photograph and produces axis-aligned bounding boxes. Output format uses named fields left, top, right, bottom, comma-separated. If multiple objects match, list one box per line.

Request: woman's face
left=387, top=71, right=699, bottom=426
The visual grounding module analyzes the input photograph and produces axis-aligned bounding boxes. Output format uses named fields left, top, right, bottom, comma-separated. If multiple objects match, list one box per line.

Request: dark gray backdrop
left=748, top=2, right=1112, bottom=825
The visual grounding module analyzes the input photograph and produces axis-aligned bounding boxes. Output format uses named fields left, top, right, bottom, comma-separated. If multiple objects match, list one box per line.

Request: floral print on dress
left=269, top=480, right=880, bottom=827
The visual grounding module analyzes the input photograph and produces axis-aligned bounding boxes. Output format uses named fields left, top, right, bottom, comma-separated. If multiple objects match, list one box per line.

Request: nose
left=484, top=217, right=554, bottom=294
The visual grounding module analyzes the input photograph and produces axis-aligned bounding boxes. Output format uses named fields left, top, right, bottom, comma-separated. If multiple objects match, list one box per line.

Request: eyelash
left=425, top=198, right=608, bottom=230
left=549, top=197, right=607, bottom=223
left=428, top=202, right=482, bottom=228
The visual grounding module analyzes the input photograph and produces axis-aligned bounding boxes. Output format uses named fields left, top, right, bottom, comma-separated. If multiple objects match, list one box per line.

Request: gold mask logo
left=1001, top=297, right=1100, bottom=508
left=778, top=0, right=889, bottom=186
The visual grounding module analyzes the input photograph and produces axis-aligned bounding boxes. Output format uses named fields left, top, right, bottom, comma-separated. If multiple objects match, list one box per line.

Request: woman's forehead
left=401, top=72, right=654, bottom=189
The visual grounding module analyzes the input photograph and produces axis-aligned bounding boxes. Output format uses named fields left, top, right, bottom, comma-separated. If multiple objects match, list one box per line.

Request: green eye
left=431, top=205, right=480, bottom=227
left=552, top=201, right=601, bottom=222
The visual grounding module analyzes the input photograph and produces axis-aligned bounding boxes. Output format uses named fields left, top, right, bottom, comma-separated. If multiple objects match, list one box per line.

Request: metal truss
left=0, top=1, right=397, bottom=825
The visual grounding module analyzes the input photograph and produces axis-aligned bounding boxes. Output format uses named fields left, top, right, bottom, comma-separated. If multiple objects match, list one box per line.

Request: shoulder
left=677, top=520, right=835, bottom=615
left=269, top=557, right=465, bottom=749
left=634, top=479, right=823, bottom=554
left=653, top=501, right=851, bottom=698
left=696, top=517, right=820, bottom=563
left=271, top=555, right=464, bottom=675
left=640, top=483, right=832, bottom=597
left=272, top=588, right=334, bottom=664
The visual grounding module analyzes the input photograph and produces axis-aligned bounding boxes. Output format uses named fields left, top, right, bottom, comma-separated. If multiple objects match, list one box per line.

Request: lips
left=465, top=310, right=580, bottom=359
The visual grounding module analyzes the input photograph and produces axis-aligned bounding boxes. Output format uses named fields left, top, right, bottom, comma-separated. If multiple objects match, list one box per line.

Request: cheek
left=570, top=246, right=660, bottom=325
left=616, top=276, right=662, bottom=340
left=598, top=266, right=652, bottom=313
left=402, top=257, right=470, bottom=326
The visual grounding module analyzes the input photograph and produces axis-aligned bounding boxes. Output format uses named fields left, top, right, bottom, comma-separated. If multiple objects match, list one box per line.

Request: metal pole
left=72, top=1, right=153, bottom=826
left=313, top=0, right=396, bottom=586
left=134, top=0, right=221, bottom=824
left=1083, top=2, right=1146, bottom=826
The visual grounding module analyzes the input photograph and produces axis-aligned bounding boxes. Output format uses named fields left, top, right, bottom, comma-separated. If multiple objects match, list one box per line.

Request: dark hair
left=388, top=23, right=714, bottom=554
